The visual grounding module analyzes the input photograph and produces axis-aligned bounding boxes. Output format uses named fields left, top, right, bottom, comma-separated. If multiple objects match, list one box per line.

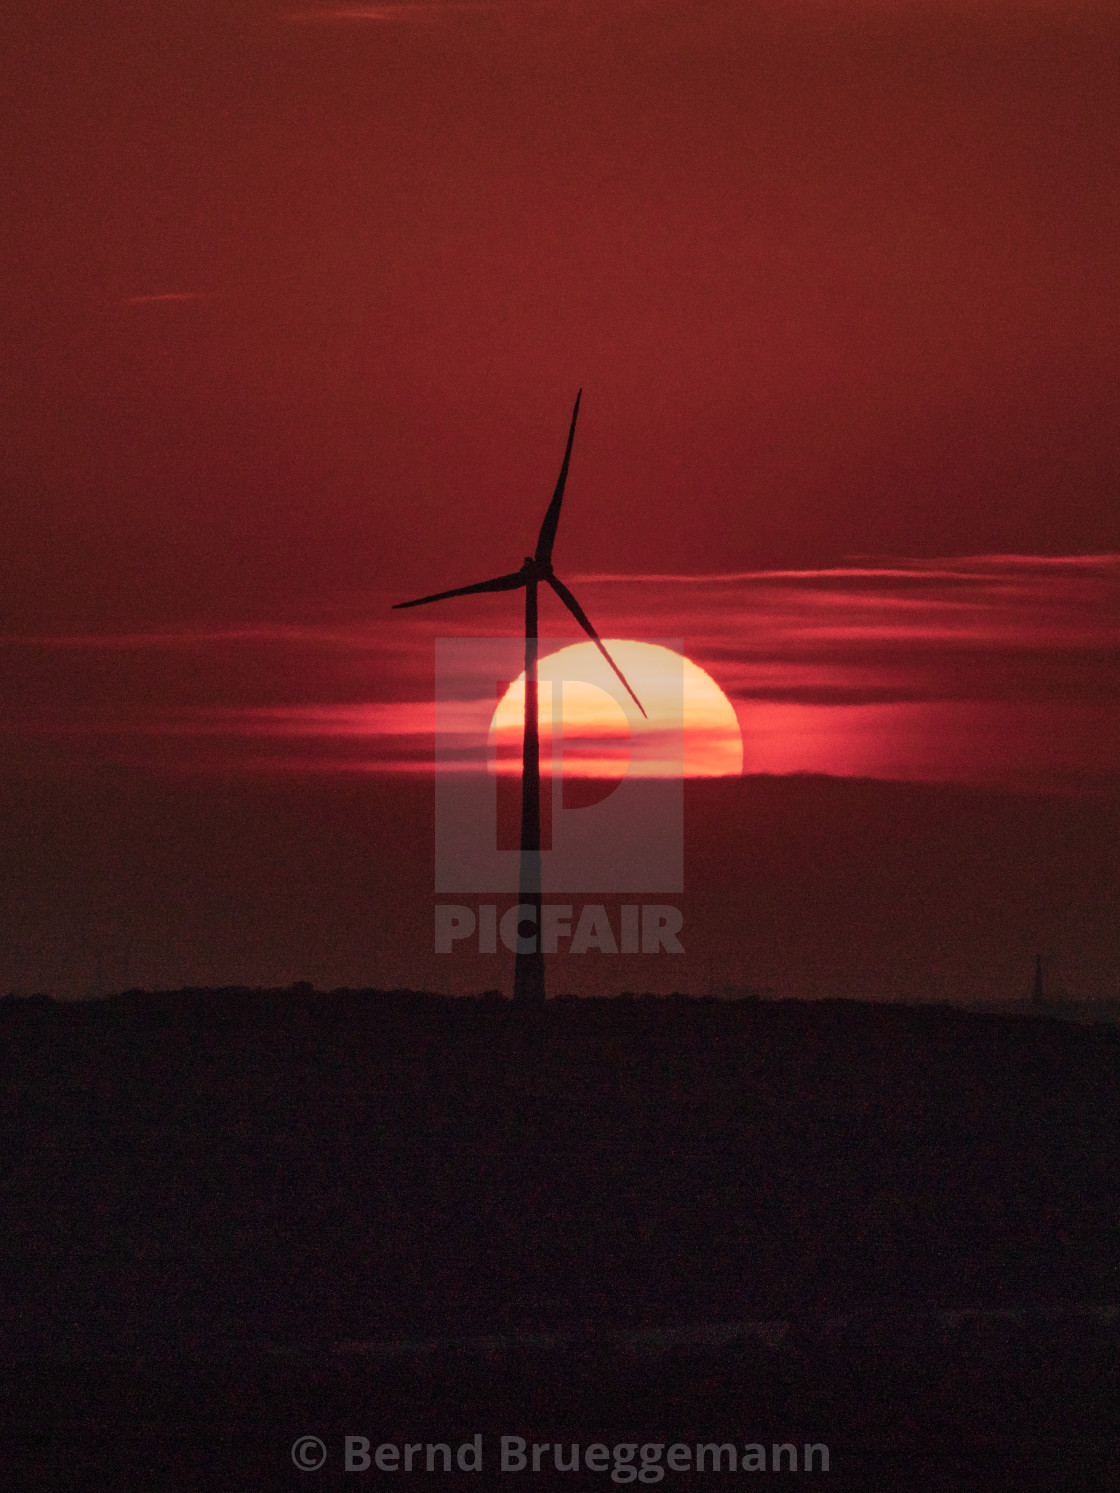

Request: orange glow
left=489, top=641, right=743, bottom=779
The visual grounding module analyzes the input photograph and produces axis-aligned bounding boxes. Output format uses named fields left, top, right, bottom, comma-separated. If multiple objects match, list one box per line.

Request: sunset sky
left=2, top=1, right=1118, bottom=998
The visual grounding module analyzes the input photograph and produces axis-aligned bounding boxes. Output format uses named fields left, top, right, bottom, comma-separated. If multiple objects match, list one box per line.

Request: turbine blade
left=546, top=574, right=647, bottom=718
left=392, top=571, right=526, bottom=609
left=534, top=389, right=582, bottom=565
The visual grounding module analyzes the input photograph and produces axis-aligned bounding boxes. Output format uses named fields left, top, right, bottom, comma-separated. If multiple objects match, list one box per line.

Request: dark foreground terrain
left=1, top=989, right=1118, bottom=1488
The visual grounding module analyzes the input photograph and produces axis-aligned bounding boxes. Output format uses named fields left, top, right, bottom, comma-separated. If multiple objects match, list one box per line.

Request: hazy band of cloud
left=2, top=556, right=1118, bottom=790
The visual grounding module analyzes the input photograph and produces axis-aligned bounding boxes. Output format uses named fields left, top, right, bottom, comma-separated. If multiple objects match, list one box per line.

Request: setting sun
left=489, top=640, right=743, bottom=779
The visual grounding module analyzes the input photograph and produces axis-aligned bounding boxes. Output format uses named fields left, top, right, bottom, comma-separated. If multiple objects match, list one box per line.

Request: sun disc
left=489, top=641, right=742, bottom=778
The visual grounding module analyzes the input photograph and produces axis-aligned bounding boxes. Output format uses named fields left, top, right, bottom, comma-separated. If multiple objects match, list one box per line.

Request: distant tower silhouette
left=1032, top=953, right=1044, bottom=1006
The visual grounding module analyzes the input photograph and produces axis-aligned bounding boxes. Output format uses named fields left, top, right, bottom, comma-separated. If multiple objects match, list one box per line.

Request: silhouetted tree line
left=1, top=989, right=1117, bottom=1356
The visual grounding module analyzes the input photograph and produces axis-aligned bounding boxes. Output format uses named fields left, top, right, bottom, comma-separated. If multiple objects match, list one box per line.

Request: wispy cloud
left=574, top=554, right=1120, bottom=586
left=570, top=555, right=1120, bottom=662
left=122, top=292, right=217, bottom=305
left=282, top=3, right=494, bottom=21
left=0, top=624, right=386, bottom=650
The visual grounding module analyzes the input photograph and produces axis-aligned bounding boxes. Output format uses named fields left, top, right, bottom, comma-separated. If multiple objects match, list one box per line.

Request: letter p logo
left=434, top=638, right=683, bottom=894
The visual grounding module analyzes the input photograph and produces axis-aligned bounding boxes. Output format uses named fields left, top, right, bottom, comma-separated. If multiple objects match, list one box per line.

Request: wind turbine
left=394, top=391, right=646, bottom=1003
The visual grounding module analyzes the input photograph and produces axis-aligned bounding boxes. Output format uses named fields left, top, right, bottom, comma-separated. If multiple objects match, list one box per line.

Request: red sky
left=1, top=1, right=1118, bottom=996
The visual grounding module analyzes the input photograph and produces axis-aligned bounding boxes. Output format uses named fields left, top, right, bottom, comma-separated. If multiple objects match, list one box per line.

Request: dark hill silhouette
left=2, top=989, right=1118, bottom=1487
left=2, top=987, right=1118, bottom=1351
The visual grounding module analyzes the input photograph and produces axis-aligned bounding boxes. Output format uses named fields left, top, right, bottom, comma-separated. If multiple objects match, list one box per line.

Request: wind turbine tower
left=394, top=392, right=645, bottom=1002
